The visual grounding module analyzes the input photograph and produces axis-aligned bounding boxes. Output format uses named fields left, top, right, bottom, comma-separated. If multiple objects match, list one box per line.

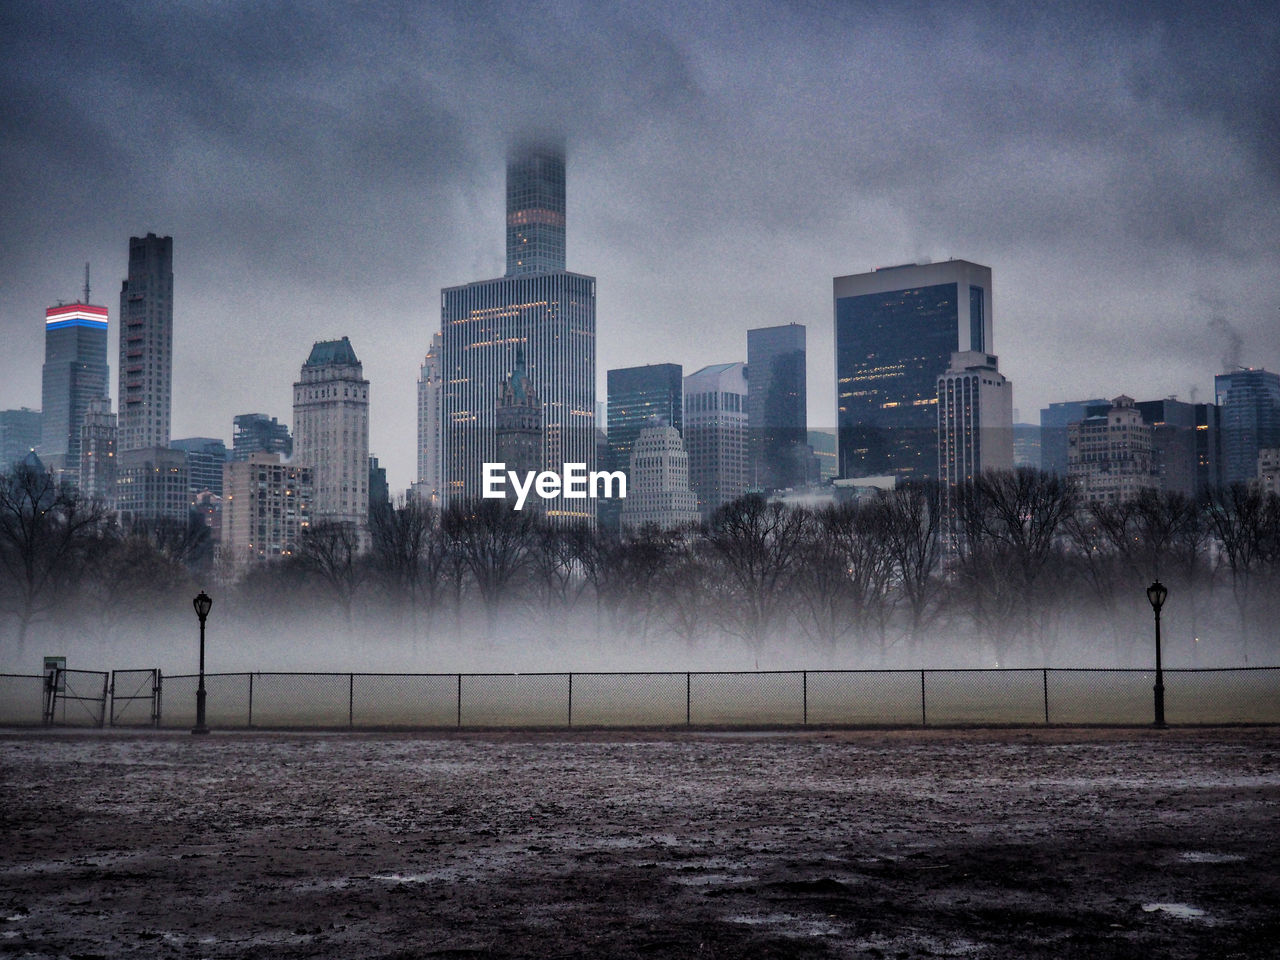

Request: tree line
left=3, top=461, right=1278, bottom=666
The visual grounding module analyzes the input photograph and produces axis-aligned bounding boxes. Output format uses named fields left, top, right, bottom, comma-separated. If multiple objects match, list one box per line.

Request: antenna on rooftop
left=83, top=263, right=90, bottom=304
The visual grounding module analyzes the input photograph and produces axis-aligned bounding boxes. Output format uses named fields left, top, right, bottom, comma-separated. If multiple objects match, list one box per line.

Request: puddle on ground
left=1178, top=851, right=1245, bottom=864
left=1143, top=903, right=1209, bottom=921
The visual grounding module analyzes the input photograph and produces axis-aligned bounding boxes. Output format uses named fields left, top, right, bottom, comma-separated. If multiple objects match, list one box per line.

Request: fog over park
left=3, top=461, right=1278, bottom=678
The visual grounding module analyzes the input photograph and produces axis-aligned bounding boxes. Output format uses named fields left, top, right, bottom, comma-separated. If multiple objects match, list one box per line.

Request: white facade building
left=683, top=362, right=748, bottom=517
left=292, top=337, right=370, bottom=529
left=620, top=422, right=700, bottom=532
left=415, top=332, right=443, bottom=505
left=937, top=351, right=1013, bottom=486
left=1067, top=395, right=1156, bottom=503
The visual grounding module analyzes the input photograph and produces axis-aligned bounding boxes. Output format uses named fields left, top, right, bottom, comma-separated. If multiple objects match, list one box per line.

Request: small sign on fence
left=43, top=657, right=65, bottom=693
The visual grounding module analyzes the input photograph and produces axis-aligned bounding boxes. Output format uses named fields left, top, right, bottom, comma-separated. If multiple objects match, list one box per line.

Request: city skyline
left=2, top=2, right=1278, bottom=493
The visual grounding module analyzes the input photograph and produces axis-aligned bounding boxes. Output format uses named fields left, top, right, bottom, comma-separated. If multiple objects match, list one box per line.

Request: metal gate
left=42, top=668, right=109, bottom=727
left=109, top=669, right=161, bottom=727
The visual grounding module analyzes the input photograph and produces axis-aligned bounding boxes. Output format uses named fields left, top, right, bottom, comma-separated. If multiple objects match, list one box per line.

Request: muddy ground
left=0, top=727, right=1277, bottom=959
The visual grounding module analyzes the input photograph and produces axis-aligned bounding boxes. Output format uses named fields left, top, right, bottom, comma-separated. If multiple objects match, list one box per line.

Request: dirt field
left=1, top=727, right=1278, bottom=959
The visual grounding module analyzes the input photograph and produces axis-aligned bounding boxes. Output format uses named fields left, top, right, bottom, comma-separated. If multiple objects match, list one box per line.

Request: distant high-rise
left=115, top=446, right=189, bottom=524
left=1040, top=399, right=1108, bottom=477
left=1068, top=395, right=1155, bottom=503
left=292, top=337, right=370, bottom=528
left=221, top=453, right=312, bottom=570
left=414, top=333, right=443, bottom=504
left=619, top=422, right=700, bottom=532
left=0, top=408, right=42, bottom=471
left=368, top=455, right=389, bottom=513
left=1215, top=368, right=1280, bottom=486
left=936, top=351, right=1013, bottom=488
left=440, top=139, right=595, bottom=521
left=604, top=363, right=682, bottom=529
left=231, top=413, right=292, bottom=461
left=118, top=234, right=173, bottom=452
left=834, top=260, right=992, bottom=480
left=495, top=347, right=543, bottom=507
left=506, top=139, right=566, bottom=277
left=39, top=302, right=109, bottom=481
left=684, top=362, right=748, bottom=516
left=78, top=397, right=117, bottom=502
left=747, top=324, right=808, bottom=491
left=171, top=437, right=228, bottom=499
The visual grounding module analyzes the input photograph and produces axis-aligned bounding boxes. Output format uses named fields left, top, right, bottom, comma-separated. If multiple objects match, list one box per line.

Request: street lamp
left=192, top=591, right=213, bottom=735
left=1146, top=580, right=1168, bottom=728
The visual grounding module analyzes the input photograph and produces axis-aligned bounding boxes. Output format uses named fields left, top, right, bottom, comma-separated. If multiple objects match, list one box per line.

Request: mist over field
left=4, top=473, right=1277, bottom=679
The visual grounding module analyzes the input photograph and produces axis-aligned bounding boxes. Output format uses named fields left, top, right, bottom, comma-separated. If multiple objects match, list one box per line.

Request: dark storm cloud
left=2, top=0, right=1277, bottom=488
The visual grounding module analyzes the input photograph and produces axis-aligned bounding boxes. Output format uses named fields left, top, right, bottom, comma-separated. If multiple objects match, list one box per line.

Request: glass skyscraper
left=505, top=140, right=566, bottom=277
left=747, top=324, right=808, bottom=491
left=834, top=260, right=992, bottom=481
left=440, top=139, right=596, bottom=521
left=40, top=302, right=109, bottom=480
left=1215, top=367, right=1280, bottom=486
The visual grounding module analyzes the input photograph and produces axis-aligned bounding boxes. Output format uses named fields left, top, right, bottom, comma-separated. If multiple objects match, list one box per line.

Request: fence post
left=686, top=672, right=691, bottom=726
left=154, top=670, right=163, bottom=728
left=1043, top=668, right=1050, bottom=724
left=802, top=670, right=808, bottom=725
left=349, top=673, right=355, bottom=728
left=920, top=670, right=927, bottom=727
left=457, top=674, right=462, bottom=728
left=248, top=673, right=254, bottom=728
left=108, top=671, right=116, bottom=727
left=567, top=672, right=573, bottom=728
left=99, top=672, right=109, bottom=728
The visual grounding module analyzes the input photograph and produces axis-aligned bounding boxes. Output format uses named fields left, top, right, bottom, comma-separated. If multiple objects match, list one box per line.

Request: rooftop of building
left=305, top=337, right=360, bottom=367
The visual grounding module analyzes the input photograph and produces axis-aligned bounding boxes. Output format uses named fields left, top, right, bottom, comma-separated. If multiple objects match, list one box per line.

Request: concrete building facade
left=292, top=337, right=370, bottom=529
left=684, top=362, right=748, bottom=517
left=619, top=422, right=700, bottom=532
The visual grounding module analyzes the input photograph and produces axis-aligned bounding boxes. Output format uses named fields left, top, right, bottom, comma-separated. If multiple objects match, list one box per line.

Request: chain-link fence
left=4, top=666, right=1278, bottom=729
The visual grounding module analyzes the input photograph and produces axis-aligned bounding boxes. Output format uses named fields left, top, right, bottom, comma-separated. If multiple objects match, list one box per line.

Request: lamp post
left=1146, top=580, right=1167, bottom=728
left=192, top=591, right=212, bottom=735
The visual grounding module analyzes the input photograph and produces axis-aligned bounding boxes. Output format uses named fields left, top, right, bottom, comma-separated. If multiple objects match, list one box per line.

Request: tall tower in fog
left=39, top=301, right=109, bottom=481
left=415, top=332, right=443, bottom=504
left=293, top=337, right=370, bottom=528
left=440, top=137, right=596, bottom=521
left=505, top=141, right=566, bottom=277
left=118, top=234, right=173, bottom=452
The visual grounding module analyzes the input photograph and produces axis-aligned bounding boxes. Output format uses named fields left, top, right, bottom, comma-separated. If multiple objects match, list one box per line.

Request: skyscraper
left=170, top=437, right=229, bottom=499
left=39, top=302, right=109, bottom=482
left=936, top=351, right=1013, bottom=488
left=619, top=422, right=700, bottom=532
left=439, top=139, right=596, bottom=521
left=414, top=333, right=443, bottom=504
left=1215, top=368, right=1280, bottom=486
left=1068, top=396, right=1155, bottom=503
left=1040, top=399, right=1108, bottom=477
left=834, top=260, right=992, bottom=481
left=506, top=141, right=566, bottom=277
left=221, top=453, right=312, bottom=570
left=118, top=234, right=173, bottom=452
left=292, top=337, right=370, bottom=528
left=78, top=397, right=117, bottom=502
left=747, top=323, right=808, bottom=491
left=0, top=408, right=42, bottom=471
left=495, top=347, right=543, bottom=501
left=603, top=363, right=683, bottom=530
left=231, top=413, right=292, bottom=461
left=684, top=362, right=748, bottom=516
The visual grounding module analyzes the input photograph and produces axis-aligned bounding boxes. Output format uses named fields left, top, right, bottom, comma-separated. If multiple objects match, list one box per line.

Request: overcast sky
left=3, top=0, right=1277, bottom=492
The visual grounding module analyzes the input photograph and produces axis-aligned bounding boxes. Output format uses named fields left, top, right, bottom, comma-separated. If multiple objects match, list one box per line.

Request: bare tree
left=442, top=499, right=538, bottom=630
left=368, top=497, right=450, bottom=637
left=878, top=481, right=944, bottom=657
left=1203, top=485, right=1280, bottom=661
left=297, top=520, right=365, bottom=626
left=791, top=500, right=895, bottom=658
left=704, top=495, right=809, bottom=650
left=0, top=462, right=113, bottom=654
